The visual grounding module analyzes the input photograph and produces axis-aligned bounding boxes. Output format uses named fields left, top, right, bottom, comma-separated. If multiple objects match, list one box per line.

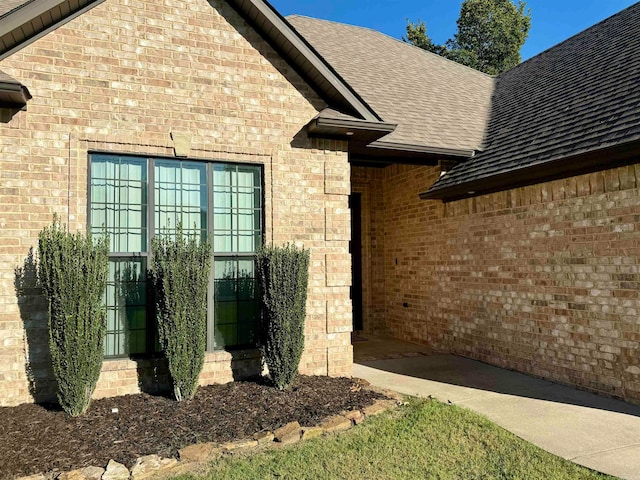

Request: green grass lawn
left=173, top=398, right=615, bottom=480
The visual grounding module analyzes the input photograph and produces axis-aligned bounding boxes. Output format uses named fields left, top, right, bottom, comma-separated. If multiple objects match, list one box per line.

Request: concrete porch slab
left=354, top=353, right=640, bottom=479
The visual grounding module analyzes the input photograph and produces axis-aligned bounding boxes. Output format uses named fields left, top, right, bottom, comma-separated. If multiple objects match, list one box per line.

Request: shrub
left=256, top=244, right=310, bottom=390
left=151, top=225, right=212, bottom=401
left=37, top=216, right=109, bottom=416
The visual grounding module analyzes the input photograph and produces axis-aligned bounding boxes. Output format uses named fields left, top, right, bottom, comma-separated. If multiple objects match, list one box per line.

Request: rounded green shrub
left=151, top=225, right=212, bottom=401
left=37, top=216, right=109, bottom=416
left=256, top=244, right=310, bottom=390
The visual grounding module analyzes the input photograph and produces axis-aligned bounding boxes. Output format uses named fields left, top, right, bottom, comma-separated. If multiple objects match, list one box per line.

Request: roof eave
left=308, top=116, right=397, bottom=143
left=0, top=78, right=31, bottom=109
left=0, top=0, right=107, bottom=61
left=369, top=140, right=476, bottom=158
left=421, top=140, right=640, bottom=202
left=0, top=0, right=66, bottom=34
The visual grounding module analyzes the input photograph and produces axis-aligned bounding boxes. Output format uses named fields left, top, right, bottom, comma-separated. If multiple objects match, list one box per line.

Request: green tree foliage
left=151, top=225, right=212, bottom=401
left=405, top=0, right=531, bottom=75
left=404, top=20, right=442, bottom=55
left=37, top=216, right=109, bottom=416
left=256, top=244, right=310, bottom=390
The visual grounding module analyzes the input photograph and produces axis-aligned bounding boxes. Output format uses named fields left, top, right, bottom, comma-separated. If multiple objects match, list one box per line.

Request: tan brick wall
left=355, top=162, right=640, bottom=403
left=0, top=0, right=352, bottom=406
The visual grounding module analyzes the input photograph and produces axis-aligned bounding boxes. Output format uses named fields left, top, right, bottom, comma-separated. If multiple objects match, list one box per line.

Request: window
left=89, top=154, right=263, bottom=357
left=212, top=165, right=262, bottom=348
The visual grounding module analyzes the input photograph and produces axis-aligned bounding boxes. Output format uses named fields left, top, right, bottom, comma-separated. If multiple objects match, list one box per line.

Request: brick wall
left=0, top=0, right=352, bottom=406
left=351, top=167, right=387, bottom=336
left=353, top=162, right=640, bottom=403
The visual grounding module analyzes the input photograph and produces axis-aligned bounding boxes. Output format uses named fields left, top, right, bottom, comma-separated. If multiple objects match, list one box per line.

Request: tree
left=404, top=0, right=531, bottom=75
left=404, top=20, right=441, bottom=55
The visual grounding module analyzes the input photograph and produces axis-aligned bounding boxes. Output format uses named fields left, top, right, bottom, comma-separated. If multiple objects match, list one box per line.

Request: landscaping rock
left=363, top=399, right=395, bottom=417
left=1, top=376, right=386, bottom=479
left=273, top=421, right=301, bottom=444
left=301, top=426, right=323, bottom=440
left=321, top=415, right=352, bottom=433
left=58, top=466, right=105, bottom=480
left=382, top=389, right=404, bottom=402
left=130, top=454, right=178, bottom=479
left=253, top=431, right=275, bottom=445
left=220, top=439, right=258, bottom=452
left=342, top=409, right=364, bottom=424
left=15, top=475, right=46, bottom=480
left=178, top=442, right=221, bottom=463
left=102, top=460, right=130, bottom=480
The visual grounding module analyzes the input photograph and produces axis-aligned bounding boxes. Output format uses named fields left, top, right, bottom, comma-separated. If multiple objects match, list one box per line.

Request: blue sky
left=269, top=0, right=638, bottom=60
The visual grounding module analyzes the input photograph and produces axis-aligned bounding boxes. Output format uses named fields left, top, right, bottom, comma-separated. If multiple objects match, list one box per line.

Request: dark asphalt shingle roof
left=427, top=2, right=640, bottom=197
left=287, top=15, right=494, bottom=153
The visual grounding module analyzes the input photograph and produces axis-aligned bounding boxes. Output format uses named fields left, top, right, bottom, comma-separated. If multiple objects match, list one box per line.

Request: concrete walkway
left=354, top=351, right=640, bottom=479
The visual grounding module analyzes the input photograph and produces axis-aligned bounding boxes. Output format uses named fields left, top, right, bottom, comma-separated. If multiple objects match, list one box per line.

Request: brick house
left=1, top=0, right=639, bottom=406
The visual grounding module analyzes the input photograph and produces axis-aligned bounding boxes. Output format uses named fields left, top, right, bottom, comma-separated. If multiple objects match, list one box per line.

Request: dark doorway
left=349, top=193, right=363, bottom=331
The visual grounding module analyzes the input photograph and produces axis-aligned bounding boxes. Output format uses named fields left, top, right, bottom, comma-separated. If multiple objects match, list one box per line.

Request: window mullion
left=148, top=158, right=155, bottom=251
left=207, top=162, right=216, bottom=352
left=146, top=158, right=155, bottom=355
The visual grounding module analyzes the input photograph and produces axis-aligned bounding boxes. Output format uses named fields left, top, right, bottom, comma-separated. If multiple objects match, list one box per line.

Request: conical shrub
left=151, top=225, right=211, bottom=401
left=37, top=216, right=109, bottom=416
left=256, top=244, right=310, bottom=390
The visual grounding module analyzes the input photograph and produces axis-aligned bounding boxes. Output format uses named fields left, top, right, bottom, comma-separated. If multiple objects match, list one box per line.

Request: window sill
left=102, top=349, right=261, bottom=369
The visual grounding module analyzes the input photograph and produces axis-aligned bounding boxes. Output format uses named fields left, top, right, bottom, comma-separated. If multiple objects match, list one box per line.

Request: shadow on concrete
left=14, top=248, right=57, bottom=404
left=357, top=353, right=640, bottom=418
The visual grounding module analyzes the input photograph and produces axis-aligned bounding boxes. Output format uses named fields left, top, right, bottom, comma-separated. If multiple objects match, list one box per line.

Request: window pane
left=213, top=256, right=259, bottom=349
left=155, top=160, right=207, bottom=238
left=90, top=155, right=147, bottom=254
left=213, top=165, right=232, bottom=186
left=237, top=211, right=254, bottom=230
left=103, top=257, right=147, bottom=357
left=236, top=168, right=259, bottom=188
left=214, top=234, right=232, bottom=253
left=214, top=189, right=232, bottom=208
left=211, top=165, right=261, bottom=349
left=214, top=322, right=238, bottom=349
left=237, top=233, right=254, bottom=253
left=213, top=164, right=261, bottom=256
left=237, top=301, right=260, bottom=345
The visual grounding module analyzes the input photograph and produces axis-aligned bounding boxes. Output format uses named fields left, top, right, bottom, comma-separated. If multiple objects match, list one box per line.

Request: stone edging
left=16, top=387, right=402, bottom=480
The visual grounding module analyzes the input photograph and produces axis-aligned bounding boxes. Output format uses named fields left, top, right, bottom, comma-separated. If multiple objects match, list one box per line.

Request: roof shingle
left=287, top=15, right=494, bottom=153
left=427, top=2, right=640, bottom=197
left=0, top=0, right=33, bottom=18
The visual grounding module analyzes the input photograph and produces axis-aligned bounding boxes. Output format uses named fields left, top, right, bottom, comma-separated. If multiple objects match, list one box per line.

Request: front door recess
left=349, top=193, right=363, bottom=331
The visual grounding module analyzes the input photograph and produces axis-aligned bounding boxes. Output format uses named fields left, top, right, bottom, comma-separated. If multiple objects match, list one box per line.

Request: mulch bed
left=0, top=376, right=386, bottom=479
